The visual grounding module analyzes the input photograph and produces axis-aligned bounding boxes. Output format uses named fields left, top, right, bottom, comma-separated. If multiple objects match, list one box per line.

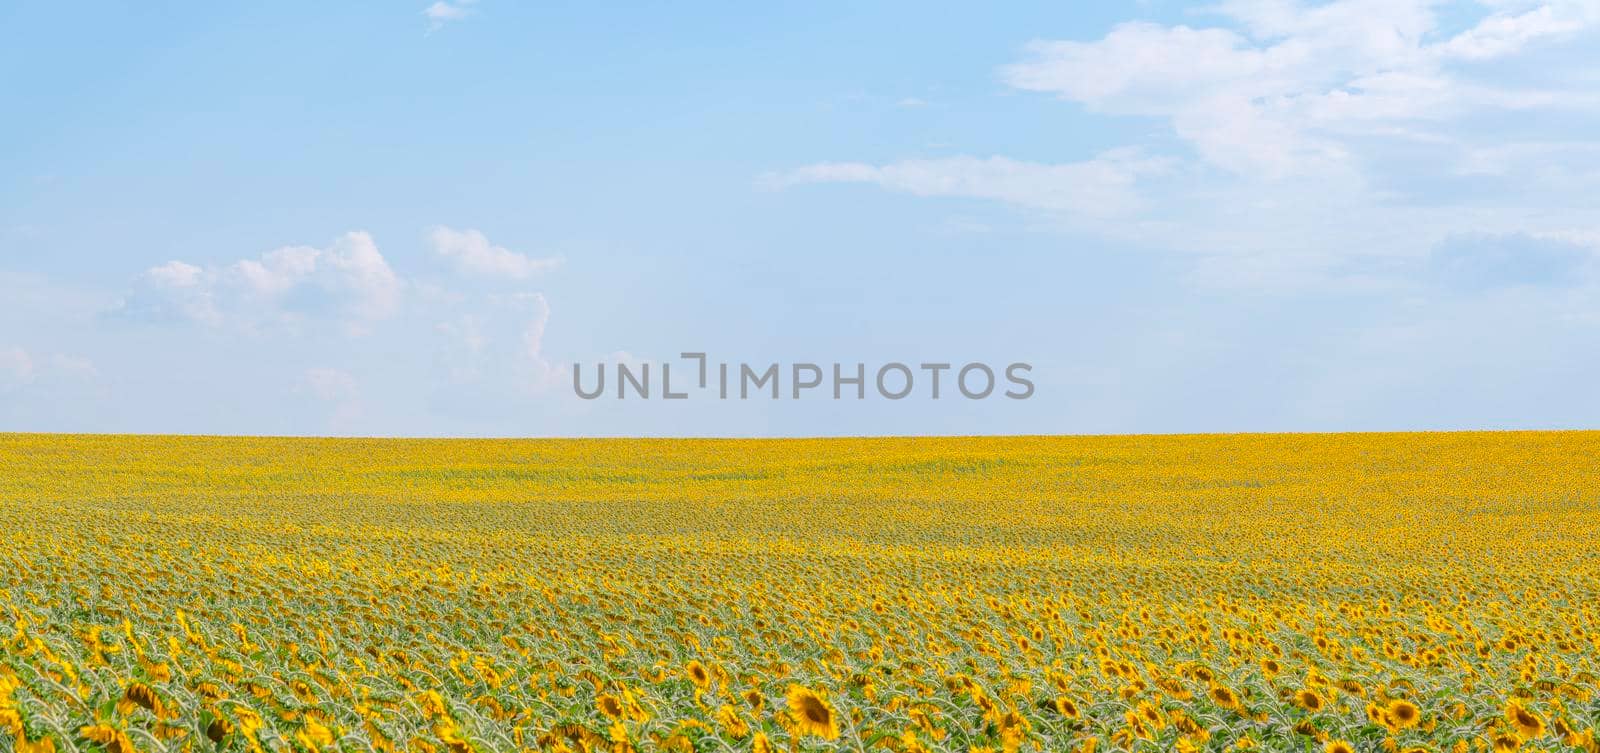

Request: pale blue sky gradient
left=3, top=1, right=1599, bottom=436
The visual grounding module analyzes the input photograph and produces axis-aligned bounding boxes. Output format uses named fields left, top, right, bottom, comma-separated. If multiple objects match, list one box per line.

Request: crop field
left=3, top=432, right=1600, bottom=753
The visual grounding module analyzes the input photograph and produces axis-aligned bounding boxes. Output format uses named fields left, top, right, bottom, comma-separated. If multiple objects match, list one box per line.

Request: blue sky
left=3, top=0, right=1599, bottom=436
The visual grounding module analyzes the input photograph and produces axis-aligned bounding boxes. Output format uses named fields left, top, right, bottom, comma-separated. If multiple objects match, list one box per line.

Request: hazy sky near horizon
left=4, top=1, right=1600, bottom=436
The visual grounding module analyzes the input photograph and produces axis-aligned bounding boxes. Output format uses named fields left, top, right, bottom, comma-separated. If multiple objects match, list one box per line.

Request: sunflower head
left=205, top=716, right=234, bottom=744
left=80, top=724, right=134, bottom=753
left=1387, top=699, right=1421, bottom=729
left=715, top=705, right=750, bottom=739
left=122, top=683, right=164, bottom=716
left=684, top=660, right=711, bottom=690
left=1492, top=733, right=1522, bottom=752
left=1324, top=741, right=1354, bottom=753
left=418, top=690, right=448, bottom=719
left=785, top=684, right=840, bottom=741
left=1505, top=701, right=1545, bottom=739
left=595, top=693, right=624, bottom=720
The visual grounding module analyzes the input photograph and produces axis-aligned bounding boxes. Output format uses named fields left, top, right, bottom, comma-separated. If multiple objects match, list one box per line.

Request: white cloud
left=322, top=232, right=402, bottom=324
left=233, top=246, right=319, bottom=298
left=778, top=1, right=1600, bottom=292
left=1438, top=1, right=1599, bottom=60
left=120, top=231, right=402, bottom=333
left=424, top=0, right=477, bottom=30
left=427, top=226, right=560, bottom=280
left=999, top=1, right=1600, bottom=177
left=139, top=261, right=221, bottom=325
left=770, top=150, right=1169, bottom=217
left=517, top=292, right=560, bottom=393
left=146, top=260, right=206, bottom=288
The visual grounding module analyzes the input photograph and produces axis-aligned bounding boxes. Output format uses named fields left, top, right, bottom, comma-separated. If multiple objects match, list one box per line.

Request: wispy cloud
left=775, top=0, right=1600, bottom=291
left=423, top=0, right=477, bottom=31
left=767, top=150, right=1169, bottom=218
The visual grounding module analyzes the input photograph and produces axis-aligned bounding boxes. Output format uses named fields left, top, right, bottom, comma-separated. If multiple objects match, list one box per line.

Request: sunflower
left=299, top=719, right=334, bottom=749
left=715, top=705, right=750, bottom=739
left=1209, top=684, right=1240, bottom=710
left=1365, top=702, right=1387, bottom=725
left=1492, top=733, right=1521, bottom=752
left=1505, top=701, right=1545, bottom=739
left=13, top=732, right=55, bottom=753
left=1296, top=690, right=1325, bottom=712
left=744, top=688, right=765, bottom=712
left=1387, top=699, right=1421, bottom=729
left=205, top=716, right=234, bottom=743
left=786, top=684, right=840, bottom=741
left=119, top=683, right=165, bottom=717
left=418, top=690, right=448, bottom=719
left=1136, top=701, right=1163, bottom=728
left=1051, top=696, right=1080, bottom=718
left=80, top=725, right=135, bottom=753
left=685, top=661, right=711, bottom=691
left=1325, top=741, right=1354, bottom=753
left=596, top=693, right=624, bottom=721
left=751, top=732, right=774, bottom=753
left=622, top=689, right=650, bottom=722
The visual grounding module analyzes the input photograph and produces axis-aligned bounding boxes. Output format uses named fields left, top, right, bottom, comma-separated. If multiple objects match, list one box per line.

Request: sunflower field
left=3, top=432, right=1600, bottom=753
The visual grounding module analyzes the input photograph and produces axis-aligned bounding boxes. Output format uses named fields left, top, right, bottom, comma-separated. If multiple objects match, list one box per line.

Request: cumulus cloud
left=1000, top=0, right=1600, bottom=177
left=116, top=232, right=402, bottom=334
left=427, top=226, right=560, bottom=280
